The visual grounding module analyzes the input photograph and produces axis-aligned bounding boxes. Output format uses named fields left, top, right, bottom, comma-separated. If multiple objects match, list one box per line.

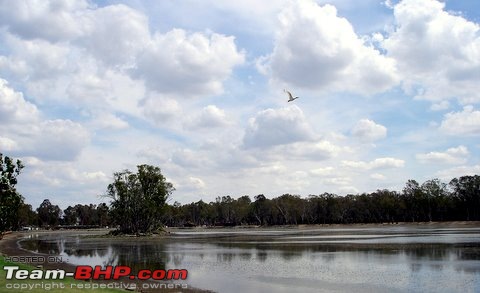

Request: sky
left=0, top=0, right=479, bottom=210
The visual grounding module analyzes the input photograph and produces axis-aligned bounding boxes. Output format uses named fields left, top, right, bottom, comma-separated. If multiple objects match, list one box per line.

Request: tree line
left=161, top=176, right=480, bottom=227
left=1, top=153, right=479, bottom=235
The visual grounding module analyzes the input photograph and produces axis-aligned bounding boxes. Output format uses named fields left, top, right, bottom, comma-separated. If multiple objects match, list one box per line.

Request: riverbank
left=0, top=231, right=213, bottom=293
left=2, top=222, right=479, bottom=292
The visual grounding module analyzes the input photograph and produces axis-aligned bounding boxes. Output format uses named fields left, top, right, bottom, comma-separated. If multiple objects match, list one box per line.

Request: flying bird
left=284, top=89, right=299, bottom=102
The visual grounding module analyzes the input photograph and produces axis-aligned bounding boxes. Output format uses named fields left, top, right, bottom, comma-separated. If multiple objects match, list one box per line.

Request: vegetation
left=1, top=151, right=479, bottom=231
left=0, top=153, right=24, bottom=233
left=106, top=164, right=174, bottom=234
left=161, top=176, right=480, bottom=227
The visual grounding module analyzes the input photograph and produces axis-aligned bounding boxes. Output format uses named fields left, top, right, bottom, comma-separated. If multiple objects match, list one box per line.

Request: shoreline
left=1, top=221, right=478, bottom=292
left=0, top=231, right=213, bottom=293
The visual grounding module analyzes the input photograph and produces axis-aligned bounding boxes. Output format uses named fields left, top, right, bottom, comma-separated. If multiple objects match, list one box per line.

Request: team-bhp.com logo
left=4, top=265, right=188, bottom=281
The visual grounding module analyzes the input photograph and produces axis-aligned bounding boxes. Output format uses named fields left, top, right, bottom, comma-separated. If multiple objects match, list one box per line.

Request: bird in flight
left=284, top=89, right=299, bottom=102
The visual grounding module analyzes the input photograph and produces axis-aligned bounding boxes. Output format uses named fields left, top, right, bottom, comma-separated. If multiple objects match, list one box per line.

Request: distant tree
left=37, top=199, right=62, bottom=228
left=421, top=179, right=449, bottom=221
left=252, top=194, right=268, bottom=225
left=63, top=206, right=78, bottom=225
left=450, top=175, right=480, bottom=221
left=402, top=180, right=424, bottom=222
left=234, top=195, right=251, bottom=225
left=18, top=203, right=38, bottom=227
left=107, top=164, right=174, bottom=234
left=0, top=153, right=25, bottom=232
left=97, top=203, right=110, bottom=227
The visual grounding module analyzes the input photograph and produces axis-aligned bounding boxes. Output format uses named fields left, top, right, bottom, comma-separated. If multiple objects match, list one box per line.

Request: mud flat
left=2, top=222, right=480, bottom=293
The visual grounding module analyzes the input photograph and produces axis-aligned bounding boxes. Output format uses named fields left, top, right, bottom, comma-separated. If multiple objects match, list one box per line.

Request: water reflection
left=19, top=225, right=480, bottom=293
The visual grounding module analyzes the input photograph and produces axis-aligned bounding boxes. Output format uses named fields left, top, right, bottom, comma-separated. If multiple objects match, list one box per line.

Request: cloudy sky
left=0, top=0, right=479, bottom=209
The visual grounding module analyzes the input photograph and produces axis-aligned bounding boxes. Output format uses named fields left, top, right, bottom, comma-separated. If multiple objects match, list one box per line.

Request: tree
left=97, top=203, right=110, bottom=227
left=37, top=199, right=62, bottom=228
left=107, top=164, right=174, bottom=234
left=63, top=206, right=78, bottom=225
left=450, top=175, right=480, bottom=221
left=18, top=203, right=38, bottom=228
left=0, top=153, right=25, bottom=232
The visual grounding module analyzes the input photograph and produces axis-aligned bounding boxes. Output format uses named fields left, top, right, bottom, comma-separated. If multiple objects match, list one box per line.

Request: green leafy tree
left=0, top=153, right=24, bottom=232
left=63, top=206, right=78, bottom=225
left=18, top=203, right=38, bottom=227
left=450, top=175, right=480, bottom=221
left=37, top=199, right=62, bottom=228
left=107, top=164, right=174, bottom=234
left=97, top=203, right=110, bottom=227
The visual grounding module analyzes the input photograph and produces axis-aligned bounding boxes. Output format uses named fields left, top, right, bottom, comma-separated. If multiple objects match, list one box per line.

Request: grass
left=0, top=258, right=126, bottom=292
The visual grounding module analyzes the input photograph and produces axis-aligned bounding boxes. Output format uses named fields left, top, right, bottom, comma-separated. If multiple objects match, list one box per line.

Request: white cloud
left=132, top=29, right=245, bottom=96
left=80, top=4, right=150, bottom=67
left=141, top=94, right=182, bottom=125
left=0, top=136, right=18, bottom=152
left=171, top=148, right=212, bottom=169
left=0, top=0, right=88, bottom=42
left=282, top=140, right=341, bottom=160
left=383, top=0, right=480, bottom=104
left=188, top=177, right=206, bottom=190
left=27, top=119, right=90, bottom=161
left=310, top=166, right=336, bottom=177
left=436, top=164, right=480, bottom=181
left=259, top=0, right=398, bottom=95
left=185, top=105, right=231, bottom=130
left=440, top=106, right=480, bottom=136
left=257, top=163, right=288, bottom=175
left=370, top=173, right=386, bottom=180
left=0, top=79, right=89, bottom=161
left=90, top=112, right=129, bottom=130
left=416, top=145, right=469, bottom=165
left=0, top=78, right=39, bottom=122
left=0, top=35, right=70, bottom=81
left=243, top=105, right=315, bottom=148
left=342, top=157, right=405, bottom=170
left=430, top=100, right=450, bottom=111
left=351, top=119, right=387, bottom=142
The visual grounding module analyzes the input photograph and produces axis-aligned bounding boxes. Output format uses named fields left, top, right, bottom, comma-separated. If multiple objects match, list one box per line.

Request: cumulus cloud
left=310, top=166, right=336, bottom=177
left=80, top=4, right=150, bottom=67
left=0, top=78, right=39, bottom=122
left=436, top=164, right=480, bottom=181
left=188, top=177, right=206, bottom=190
left=416, top=145, right=469, bottom=165
left=171, top=148, right=212, bottom=169
left=0, top=79, right=89, bottom=161
left=259, top=0, right=398, bottom=95
left=141, top=94, right=182, bottom=125
left=0, top=136, right=18, bottom=152
left=243, top=105, right=315, bottom=148
left=282, top=140, right=341, bottom=161
left=351, top=119, right=387, bottom=142
left=0, top=0, right=88, bottom=42
left=440, top=106, right=480, bottom=136
left=370, top=173, right=386, bottom=180
left=0, top=35, right=70, bottom=81
left=90, top=112, right=129, bottom=130
left=342, top=157, right=405, bottom=170
left=132, top=29, right=245, bottom=96
left=383, top=0, right=480, bottom=104
left=22, top=119, right=90, bottom=161
left=185, top=105, right=231, bottom=130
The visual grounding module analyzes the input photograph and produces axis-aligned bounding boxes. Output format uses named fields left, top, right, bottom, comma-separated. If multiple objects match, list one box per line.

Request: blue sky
left=0, top=0, right=479, bottom=209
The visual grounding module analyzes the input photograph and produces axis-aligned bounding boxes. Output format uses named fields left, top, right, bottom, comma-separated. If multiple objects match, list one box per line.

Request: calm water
left=19, top=224, right=480, bottom=293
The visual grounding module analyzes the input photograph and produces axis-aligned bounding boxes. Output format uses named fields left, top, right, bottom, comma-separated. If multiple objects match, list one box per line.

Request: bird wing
left=284, top=89, right=294, bottom=100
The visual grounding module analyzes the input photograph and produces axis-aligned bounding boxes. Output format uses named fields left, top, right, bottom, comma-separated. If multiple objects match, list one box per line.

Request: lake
left=19, top=223, right=480, bottom=293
